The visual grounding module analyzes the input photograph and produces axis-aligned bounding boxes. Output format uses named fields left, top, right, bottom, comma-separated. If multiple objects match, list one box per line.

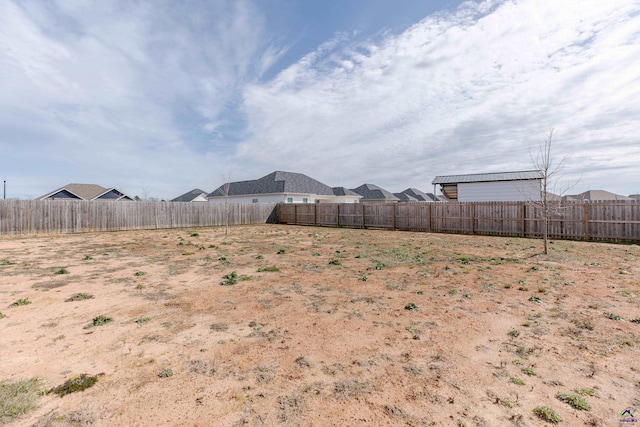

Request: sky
left=1, top=0, right=639, bottom=200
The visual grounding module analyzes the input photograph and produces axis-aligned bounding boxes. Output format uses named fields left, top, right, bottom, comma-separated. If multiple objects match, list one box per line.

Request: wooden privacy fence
left=278, top=201, right=640, bottom=243
left=0, top=200, right=278, bottom=235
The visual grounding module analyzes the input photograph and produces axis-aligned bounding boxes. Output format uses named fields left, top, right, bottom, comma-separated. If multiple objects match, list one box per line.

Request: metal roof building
left=432, top=170, right=542, bottom=202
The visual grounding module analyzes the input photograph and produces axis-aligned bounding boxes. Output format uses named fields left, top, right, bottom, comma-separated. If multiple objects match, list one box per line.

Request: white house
left=170, top=189, right=209, bottom=202
left=38, top=183, right=134, bottom=201
left=432, top=170, right=542, bottom=202
left=208, top=171, right=362, bottom=204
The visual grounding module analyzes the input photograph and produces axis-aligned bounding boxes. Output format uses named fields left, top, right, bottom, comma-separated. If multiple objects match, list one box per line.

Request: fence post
left=361, top=204, right=365, bottom=228
left=337, top=204, right=340, bottom=227
left=521, top=203, right=526, bottom=237
left=583, top=202, right=589, bottom=240
left=392, top=203, right=396, bottom=230
left=470, top=203, right=475, bottom=235
left=314, top=203, right=317, bottom=225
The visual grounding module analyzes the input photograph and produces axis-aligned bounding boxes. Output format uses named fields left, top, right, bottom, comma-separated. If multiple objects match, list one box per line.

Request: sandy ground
left=1, top=224, right=639, bottom=426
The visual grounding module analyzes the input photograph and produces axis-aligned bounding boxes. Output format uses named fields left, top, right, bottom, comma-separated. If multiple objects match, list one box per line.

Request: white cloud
left=236, top=0, right=640, bottom=194
left=1, top=0, right=281, bottom=198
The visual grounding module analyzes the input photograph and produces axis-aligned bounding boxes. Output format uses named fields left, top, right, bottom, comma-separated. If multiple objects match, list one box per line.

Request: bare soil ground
left=1, top=225, right=639, bottom=426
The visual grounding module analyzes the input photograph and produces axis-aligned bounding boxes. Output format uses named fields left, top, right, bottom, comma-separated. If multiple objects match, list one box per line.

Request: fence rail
left=0, top=200, right=277, bottom=235
left=278, top=201, right=640, bottom=243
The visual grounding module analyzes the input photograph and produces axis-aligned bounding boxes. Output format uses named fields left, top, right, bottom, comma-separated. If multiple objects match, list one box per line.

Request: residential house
left=351, top=184, right=400, bottom=203
left=432, top=170, right=542, bottom=202
left=398, top=188, right=438, bottom=202
left=331, top=187, right=362, bottom=203
left=208, top=171, right=361, bottom=204
left=171, top=189, right=209, bottom=202
left=38, top=183, right=134, bottom=201
left=564, top=190, right=633, bottom=202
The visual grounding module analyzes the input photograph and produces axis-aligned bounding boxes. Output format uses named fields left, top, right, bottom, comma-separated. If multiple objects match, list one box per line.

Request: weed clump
left=158, top=368, right=173, bottom=378
left=65, top=293, right=94, bottom=302
left=404, top=303, right=419, bottom=311
left=0, top=312, right=5, bottom=319
left=84, top=315, right=113, bottom=328
left=534, top=405, right=561, bottom=423
left=328, top=259, right=341, bottom=265
left=10, top=299, right=30, bottom=307
left=556, top=392, right=591, bottom=410
left=54, top=268, right=69, bottom=275
left=50, top=374, right=99, bottom=397
left=220, top=271, right=238, bottom=286
left=334, top=379, right=369, bottom=400
left=604, top=312, right=623, bottom=321
left=135, top=317, right=151, bottom=324
left=134, top=271, right=147, bottom=277
left=257, top=266, right=280, bottom=272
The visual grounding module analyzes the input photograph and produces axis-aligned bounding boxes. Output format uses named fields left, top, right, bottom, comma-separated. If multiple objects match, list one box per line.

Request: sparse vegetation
left=54, top=268, right=69, bottom=275
left=134, top=271, right=147, bottom=277
left=10, top=298, right=31, bottom=307
left=85, top=315, right=113, bottom=328
left=604, top=312, right=623, bottom=321
left=521, top=367, right=536, bottom=376
left=510, top=376, right=525, bottom=385
left=534, top=405, right=562, bottom=424
left=334, top=379, right=369, bottom=400
left=0, top=378, right=43, bottom=423
left=556, top=392, right=591, bottom=410
left=328, top=259, right=341, bottom=265
left=65, top=293, right=94, bottom=302
left=404, top=302, right=418, bottom=311
left=158, top=368, right=173, bottom=378
left=220, top=271, right=238, bottom=286
left=1, top=225, right=637, bottom=425
left=50, top=374, right=100, bottom=396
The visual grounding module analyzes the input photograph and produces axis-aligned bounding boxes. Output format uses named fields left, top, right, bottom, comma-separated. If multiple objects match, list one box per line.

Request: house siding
left=458, top=180, right=540, bottom=202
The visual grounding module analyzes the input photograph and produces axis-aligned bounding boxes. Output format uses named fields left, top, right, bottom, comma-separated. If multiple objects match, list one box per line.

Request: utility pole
left=3, top=177, right=5, bottom=200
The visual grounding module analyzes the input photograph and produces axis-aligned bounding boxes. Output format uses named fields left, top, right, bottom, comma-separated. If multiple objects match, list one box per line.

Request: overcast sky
left=2, top=0, right=639, bottom=200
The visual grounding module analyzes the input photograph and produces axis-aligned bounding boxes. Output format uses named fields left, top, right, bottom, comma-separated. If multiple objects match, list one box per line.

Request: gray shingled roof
left=393, top=192, right=418, bottom=201
left=38, top=183, right=132, bottom=201
left=400, top=188, right=437, bottom=202
left=351, top=184, right=400, bottom=200
left=208, top=171, right=334, bottom=197
left=332, top=187, right=360, bottom=196
left=432, top=170, right=542, bottom=185
left=171, top=189, right=208, bottom=202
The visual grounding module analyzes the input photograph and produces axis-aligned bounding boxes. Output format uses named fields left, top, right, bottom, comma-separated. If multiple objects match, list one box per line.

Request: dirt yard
left=1, top=224, right=639, bottom=426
